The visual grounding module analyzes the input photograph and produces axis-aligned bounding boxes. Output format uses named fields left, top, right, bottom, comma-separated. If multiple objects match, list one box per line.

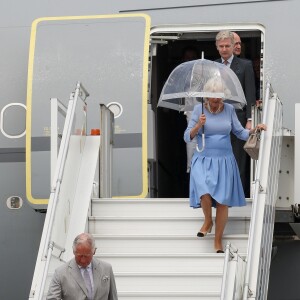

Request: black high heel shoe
left=216, top=249, right=224, bottom=253
left=197, top=223, right=213, bottom=237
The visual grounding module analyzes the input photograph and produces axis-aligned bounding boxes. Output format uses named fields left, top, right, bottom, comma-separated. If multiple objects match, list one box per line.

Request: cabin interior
left=149, top=29, right=261, bottom=198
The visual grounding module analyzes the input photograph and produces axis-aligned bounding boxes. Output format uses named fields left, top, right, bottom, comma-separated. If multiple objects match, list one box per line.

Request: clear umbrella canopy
left=157, top=58, right=246, bottom=111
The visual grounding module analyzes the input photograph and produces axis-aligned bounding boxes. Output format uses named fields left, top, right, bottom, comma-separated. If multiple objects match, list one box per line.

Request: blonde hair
left=215, top=30, right=234, bottom=46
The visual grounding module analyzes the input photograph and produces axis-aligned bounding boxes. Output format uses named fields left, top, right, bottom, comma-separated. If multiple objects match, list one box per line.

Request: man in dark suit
left=215, top=30, right=256, bottom=197
left=233, top=31, right=261, bottom=101
left=47, top=233, right=118, bottom=300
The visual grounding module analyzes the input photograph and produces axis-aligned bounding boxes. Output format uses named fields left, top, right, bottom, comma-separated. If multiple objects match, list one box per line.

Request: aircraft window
left=0, top=103, right=26, bottom=138
left=6, top=196, right=23, bottom=209
left=107, top=102, right=123, bottom=118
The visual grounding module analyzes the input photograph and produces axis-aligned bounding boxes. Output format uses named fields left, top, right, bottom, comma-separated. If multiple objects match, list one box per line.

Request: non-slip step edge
left=92, top=233, right=249, bottom=240
left=89, top=216, right=251, bottom=221
left=95, top=253, right=227, bottom=258
left=114, top=271, right=223, bottom=277
left=117, top=291, right=220, bottom=297
left=92, top=198, right=252, bottom=203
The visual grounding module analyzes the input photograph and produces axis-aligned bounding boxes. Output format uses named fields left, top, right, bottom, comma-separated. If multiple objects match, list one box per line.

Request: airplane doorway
left=150, top=29, right=262, bottom=198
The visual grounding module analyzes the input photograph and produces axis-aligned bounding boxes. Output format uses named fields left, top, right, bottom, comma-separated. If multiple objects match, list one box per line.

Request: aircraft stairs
left=29, top=82, right=283, bottom=300
left=88, top=197, right=251, bottom=300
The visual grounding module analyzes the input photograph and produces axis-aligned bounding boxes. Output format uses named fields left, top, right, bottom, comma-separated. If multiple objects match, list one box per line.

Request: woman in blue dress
left=184, top=79, right=266, bottom=253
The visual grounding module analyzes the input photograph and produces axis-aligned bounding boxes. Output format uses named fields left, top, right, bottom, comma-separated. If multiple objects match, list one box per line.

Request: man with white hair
left=47, top=233, right=118, bottom=300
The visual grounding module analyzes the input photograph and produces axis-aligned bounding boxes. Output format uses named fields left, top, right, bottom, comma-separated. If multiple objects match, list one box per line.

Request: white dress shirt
left=222, top=55, right=234, bottom=67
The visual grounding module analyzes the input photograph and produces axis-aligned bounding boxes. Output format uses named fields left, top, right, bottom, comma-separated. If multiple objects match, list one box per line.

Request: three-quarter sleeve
left=231, top=107, right=250, bottom=141
left=183, top=105, right=201, bottom=143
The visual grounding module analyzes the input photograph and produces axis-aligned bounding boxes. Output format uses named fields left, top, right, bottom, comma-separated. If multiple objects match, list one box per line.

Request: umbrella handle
left=196, top=133, right=205, bottom=152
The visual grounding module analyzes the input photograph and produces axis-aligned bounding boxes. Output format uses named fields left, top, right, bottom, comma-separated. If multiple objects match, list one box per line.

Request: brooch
left=102, top=275, right=109, bottom=282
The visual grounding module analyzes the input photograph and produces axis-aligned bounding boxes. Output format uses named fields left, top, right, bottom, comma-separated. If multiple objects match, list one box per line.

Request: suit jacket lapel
left=92, top=258, right=102, bottom=296
left=69, top=259, right=89, bottom=298
left=230, top=56, right=239, bottom=74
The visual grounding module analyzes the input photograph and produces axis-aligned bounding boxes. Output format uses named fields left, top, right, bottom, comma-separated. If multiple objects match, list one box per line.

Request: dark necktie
left=223, top=60, right=228, bottom=66
left=83, top=268, right=93, bottom=300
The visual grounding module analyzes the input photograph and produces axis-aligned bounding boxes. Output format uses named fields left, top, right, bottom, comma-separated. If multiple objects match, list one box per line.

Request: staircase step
left=117, top=291, right=220, bottom=300
left=88, top=216, right=250, bottom=235
left=92, top=234, right=248, bottom=254
left=92, top=198, right=252, bottom=218
left=96, top=253, right=225, bottom=273
left=115, top=272, right=222, bottom=292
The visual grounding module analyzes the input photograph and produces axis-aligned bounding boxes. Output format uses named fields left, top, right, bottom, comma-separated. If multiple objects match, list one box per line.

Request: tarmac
left=268, top=239, right=300, bottom=300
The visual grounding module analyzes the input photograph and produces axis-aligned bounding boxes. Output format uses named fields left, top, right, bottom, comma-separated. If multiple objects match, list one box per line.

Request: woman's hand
left=197, top=114, right=206, bottom=127
left=256, top=124, right=267, bottom=131
left=250, top=124, right=267, bottom=134
left=190, top=114, right=206, bottom=139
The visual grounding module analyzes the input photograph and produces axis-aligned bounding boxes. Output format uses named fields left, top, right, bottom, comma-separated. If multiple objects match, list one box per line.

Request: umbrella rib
left=189, top=61, right=197, bottom=91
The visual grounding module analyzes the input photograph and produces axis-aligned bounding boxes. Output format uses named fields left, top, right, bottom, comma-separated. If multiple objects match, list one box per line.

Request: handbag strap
left=254, top=128, right=261, bottom=140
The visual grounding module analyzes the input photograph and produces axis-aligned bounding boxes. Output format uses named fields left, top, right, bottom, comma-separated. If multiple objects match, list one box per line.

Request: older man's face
left=74, top=243, right=95, bottom=268
left=233, top=34, right=242, bottom=56
left=216, top=38, right=233, bottom=61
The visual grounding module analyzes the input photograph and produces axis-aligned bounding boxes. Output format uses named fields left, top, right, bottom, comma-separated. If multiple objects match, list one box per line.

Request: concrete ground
left=268, top=239, right=300, bottom=300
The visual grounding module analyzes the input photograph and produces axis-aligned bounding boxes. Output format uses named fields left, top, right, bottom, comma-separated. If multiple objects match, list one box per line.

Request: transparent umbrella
left=157, top=57, right=247, bottom=152
left=157, top=58, right=246, bottom=111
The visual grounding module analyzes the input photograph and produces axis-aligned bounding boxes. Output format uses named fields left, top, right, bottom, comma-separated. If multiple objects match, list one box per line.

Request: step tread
left=115, top=271, right=223, bottom=276
left=92, top=198, right=252, bottom=203
left=118, top=291, right=220, bottom=296
left=89, top=216, right=250, bottom=220
left=93, top=233, right=249, bottom=239
left=96, top=253, right=229, bottom=257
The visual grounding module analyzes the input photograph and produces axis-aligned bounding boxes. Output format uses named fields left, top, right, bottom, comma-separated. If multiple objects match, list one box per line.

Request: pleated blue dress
left=184, top=103, right=249, bottom=208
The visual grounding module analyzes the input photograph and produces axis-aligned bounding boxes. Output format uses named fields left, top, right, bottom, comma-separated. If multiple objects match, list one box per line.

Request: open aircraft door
left=26, top=14, right=151, bottom=205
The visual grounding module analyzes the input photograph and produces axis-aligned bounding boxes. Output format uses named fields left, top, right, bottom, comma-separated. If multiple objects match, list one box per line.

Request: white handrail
left=30, top=82, right=88, bottom=300
left=50, top=97, right=67, bottom=182
left=41, top=84, right=81, bottom=260
left=39, top=83, right=82, bottom=299
left=220, top=242, right=232, bottom=299
left=221, top=242, right=245, bottom=299
left=243, top=82, right=283, bottom=299
left=242, top=81, right=271, bottom=299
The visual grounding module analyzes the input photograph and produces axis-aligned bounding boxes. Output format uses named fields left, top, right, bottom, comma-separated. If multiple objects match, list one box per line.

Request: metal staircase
left=29, top=82, right=283, bottom=299
left=89, top=198, right=252, bottom=299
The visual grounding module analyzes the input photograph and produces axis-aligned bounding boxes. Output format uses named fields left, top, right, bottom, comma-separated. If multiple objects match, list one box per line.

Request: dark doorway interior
left=150, top=30, right=261, bottom=198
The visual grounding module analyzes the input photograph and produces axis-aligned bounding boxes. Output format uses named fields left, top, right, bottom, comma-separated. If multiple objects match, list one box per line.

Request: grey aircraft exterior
left=0, top=0, right=299, bottom=299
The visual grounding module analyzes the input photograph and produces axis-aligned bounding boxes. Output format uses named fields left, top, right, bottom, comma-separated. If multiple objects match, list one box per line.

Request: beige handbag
left=243, top=129, right=261, bottom=160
